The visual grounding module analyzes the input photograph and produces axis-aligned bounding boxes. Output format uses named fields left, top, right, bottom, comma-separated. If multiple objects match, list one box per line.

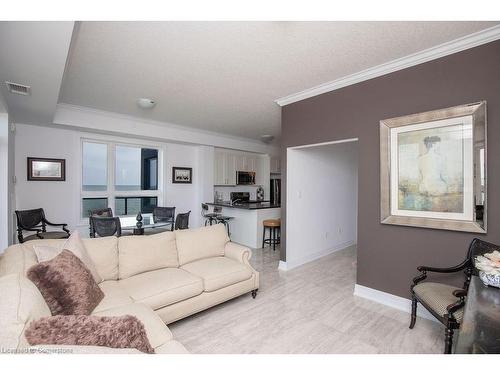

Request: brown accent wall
left=281, top=40, right=500, bottom=298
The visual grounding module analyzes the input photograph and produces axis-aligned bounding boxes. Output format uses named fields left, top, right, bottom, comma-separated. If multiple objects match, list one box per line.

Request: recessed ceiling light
left=137, top=98, right=156, bottom=109
left=260, top=135, right=274, bottom=144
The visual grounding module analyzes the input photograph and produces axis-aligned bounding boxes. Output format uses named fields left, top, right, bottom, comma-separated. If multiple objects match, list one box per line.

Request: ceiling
left=1, top=21, right=498, bottom=142
left=0, top=22, right=74, bottom=124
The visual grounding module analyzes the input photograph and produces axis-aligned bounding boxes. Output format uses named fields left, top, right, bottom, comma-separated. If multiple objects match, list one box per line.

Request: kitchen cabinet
left=214, top=148, right=266, bottom=186
left=270, top=157, right=281, bottom=174
left=235, top=153, right=258, bottom=172
left=214, top=150, right=236, bottom=185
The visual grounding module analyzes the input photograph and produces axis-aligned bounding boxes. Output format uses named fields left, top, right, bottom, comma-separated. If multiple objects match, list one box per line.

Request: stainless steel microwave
left=236, top=171, right=256, bottom=185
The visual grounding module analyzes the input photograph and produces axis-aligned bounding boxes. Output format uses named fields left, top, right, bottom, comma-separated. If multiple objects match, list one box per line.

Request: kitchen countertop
left=206, top=201, right=281, bottom=210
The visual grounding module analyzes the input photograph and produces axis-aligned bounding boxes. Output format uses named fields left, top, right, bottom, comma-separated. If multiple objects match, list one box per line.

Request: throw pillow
left=33, top=231, right=102, bottom=283
left=25, top=314, right=154, bottom=354
left=27, top=250, right=104, bottom=315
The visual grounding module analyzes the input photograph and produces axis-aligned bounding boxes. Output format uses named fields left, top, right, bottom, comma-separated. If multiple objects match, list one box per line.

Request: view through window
left=81, top=140, right=160, bottom=218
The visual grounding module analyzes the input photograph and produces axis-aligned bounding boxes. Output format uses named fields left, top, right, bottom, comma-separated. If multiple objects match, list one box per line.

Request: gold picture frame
left=380, top=101, right=486, bottom=233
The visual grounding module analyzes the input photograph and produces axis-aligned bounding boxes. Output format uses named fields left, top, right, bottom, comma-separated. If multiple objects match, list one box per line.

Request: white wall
left=285, top=140, right=358, bottom=269
left=13, top=123, right=218, bottom=237
left=0, top=112, right=8, bottom=249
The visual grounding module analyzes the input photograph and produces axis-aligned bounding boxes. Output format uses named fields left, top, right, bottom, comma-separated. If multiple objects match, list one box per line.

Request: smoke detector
left=137, top=98, right=156, bottom=109
left=5, top=81, right=31, bottom=96
left=260, top=135, right=274, bottom=144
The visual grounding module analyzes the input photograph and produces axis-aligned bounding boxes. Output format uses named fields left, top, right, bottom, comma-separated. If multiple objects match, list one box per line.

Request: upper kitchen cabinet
left=270, top=156, right=281, bottom=174
left=215, top=148, right=268, bottom=186
left=214, top=149, right=236, bottom=186
left=235, top=153, right=257, bottom=172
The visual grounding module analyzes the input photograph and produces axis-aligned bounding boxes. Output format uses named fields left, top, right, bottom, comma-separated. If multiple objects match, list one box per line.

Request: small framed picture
left=172, top=167, right=192, bottom=184
left=27, top=157, right=66, bottom=181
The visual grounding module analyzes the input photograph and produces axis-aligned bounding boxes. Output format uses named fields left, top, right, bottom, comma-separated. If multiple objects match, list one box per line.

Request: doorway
left=285, top=138, right=359, bottom=270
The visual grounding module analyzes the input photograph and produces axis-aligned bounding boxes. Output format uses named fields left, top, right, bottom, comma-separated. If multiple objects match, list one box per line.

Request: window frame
left=79, top=137, right=163, bottom=224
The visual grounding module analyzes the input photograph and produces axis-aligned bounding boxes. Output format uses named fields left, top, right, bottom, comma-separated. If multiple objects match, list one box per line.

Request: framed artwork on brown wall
left=172, top=167, right=192, bottom=184
left=27, top=157, right=66, bottom=181
left=380, top=101, right=486, bottom=233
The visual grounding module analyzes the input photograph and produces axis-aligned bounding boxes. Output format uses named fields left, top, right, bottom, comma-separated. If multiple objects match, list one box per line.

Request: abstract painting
left=380, top=101, right=486, bottom=233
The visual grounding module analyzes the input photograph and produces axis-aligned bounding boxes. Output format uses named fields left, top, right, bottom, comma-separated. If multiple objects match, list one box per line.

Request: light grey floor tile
left=169, top=245, right=443, bottom=354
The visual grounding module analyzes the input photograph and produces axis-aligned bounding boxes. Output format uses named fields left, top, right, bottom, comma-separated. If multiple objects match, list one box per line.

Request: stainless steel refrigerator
left=270, top=178, right=281, bottom=205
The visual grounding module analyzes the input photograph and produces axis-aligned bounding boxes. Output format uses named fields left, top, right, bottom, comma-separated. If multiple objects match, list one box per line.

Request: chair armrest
left=224, top=241, right=252, bottom=265
left=417, top=260, right=469, bottom=274
left=453, top=289, right=467, bottom=298
left=43, top=219, right=70, bottom=233
left=43, top=219, right=68, bottom=227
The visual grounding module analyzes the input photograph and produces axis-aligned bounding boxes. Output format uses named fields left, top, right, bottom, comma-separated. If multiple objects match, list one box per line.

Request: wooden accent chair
left=175, top=211, right=191, bottom=230
left=15, top=208, right=70, bottom=243
left=89, top=216, right=122, bottom=238
left=410, top=238, right=500, bottom=354
left=88, top=208, right=113, bottom=237
left=153, top=206, right=176, bottom=231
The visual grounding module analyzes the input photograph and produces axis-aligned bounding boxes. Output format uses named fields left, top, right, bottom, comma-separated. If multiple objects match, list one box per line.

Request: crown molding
left=275, top=25, right=500, bottom=107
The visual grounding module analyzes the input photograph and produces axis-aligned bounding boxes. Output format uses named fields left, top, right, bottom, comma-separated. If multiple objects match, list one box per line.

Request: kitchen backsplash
left=213, top=185, right=261, bottom=201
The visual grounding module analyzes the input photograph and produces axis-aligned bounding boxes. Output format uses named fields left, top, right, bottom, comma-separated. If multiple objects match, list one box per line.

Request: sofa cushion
left=0, top=273, right=51, bottom=350
left=83, top=236, right=119, bottom=281
left=0, top=240, right=60, bottom=277
left=181, top=256, right=253, bottom=292
left=24, top=314, right=154, bottom=354
left=34, top=231, right=102, bottom=284
left=155, top=340, right=189, bottom=354
left=92, top=303, right=172, bottom=349
left=118, top=231, right=179, bottom=279
left=27, top=250, right=104, bottom=316
left=119, top=268, right=203, bottom=310
left=93, top=280, right=133, bottom=313
left=175, top=224, right=229, bottom=266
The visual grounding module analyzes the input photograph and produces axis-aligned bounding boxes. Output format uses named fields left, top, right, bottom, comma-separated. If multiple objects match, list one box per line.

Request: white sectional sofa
left=0, top=224, right=259, bottom=354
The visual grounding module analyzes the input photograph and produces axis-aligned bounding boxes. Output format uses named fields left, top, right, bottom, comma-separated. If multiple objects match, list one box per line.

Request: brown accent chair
left=174, top=211, right=191, bottom=230
left=410, top=238, right=500, bottom=354
left=15, top=208, right=70, bottom=243
left=153, top=207, right=175, bottom=231
left=89, top=216, right=122, bottom=238
left=88, top=208, right=113, bottom=237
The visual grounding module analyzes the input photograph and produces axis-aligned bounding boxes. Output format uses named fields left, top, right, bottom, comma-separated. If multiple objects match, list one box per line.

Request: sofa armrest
left=224, top=241, right=252, bottom=265
left=29, top=345, right=142, bottom=354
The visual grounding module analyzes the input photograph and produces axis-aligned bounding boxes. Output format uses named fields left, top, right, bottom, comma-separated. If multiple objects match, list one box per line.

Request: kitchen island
left=206, top=202, right=281, bottom=249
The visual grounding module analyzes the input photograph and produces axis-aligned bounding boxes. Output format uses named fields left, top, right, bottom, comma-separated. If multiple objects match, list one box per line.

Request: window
left=81, top=140, right=161, bottom=219
left=82, top=142, right=107, bottom=191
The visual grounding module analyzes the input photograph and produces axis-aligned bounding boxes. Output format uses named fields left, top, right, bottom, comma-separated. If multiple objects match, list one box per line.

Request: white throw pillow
left=33, top=231, right=103, bottom=283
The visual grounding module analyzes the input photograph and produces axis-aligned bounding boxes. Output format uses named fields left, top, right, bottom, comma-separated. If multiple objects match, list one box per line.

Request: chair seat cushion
left=118, top=268, right=203, bottom=310
left=93, top=280, right=133, bottom=313
left=23, top=232, right=69, bottom=242
left=92, top=303, right=173, bottom=350
left=181, top=256, right=253, bottom=292
left=413, top=282, right=464, bottom=322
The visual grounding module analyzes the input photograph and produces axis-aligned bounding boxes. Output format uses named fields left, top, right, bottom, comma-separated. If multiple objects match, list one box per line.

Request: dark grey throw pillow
left=27, top=250, right=104, bottom=316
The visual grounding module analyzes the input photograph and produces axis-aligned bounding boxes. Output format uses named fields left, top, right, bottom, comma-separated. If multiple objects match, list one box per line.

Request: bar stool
left=201, top=203, right=218, bottom=226
left=262, top=219, right=280, bottom=251
left=213, top=206, right=233, bottom=235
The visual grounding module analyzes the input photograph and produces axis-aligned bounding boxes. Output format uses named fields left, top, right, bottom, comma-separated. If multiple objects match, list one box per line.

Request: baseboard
left=353, top=284, right=439, bottom=323
left=279, top=240, right=355, bottom=271
left=278, top=260, right=288, bottom=271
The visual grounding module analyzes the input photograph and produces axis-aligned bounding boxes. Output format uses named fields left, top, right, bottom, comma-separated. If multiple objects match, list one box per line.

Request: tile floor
left=169, top=246, right=444, bottom=353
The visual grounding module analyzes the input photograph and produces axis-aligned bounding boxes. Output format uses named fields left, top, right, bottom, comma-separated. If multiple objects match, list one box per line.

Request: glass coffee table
left=120, top=215, right=173, bottom=235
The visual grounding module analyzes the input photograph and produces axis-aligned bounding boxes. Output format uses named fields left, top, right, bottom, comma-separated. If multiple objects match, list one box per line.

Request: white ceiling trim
left=275, top=25, right=500, bottom=107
